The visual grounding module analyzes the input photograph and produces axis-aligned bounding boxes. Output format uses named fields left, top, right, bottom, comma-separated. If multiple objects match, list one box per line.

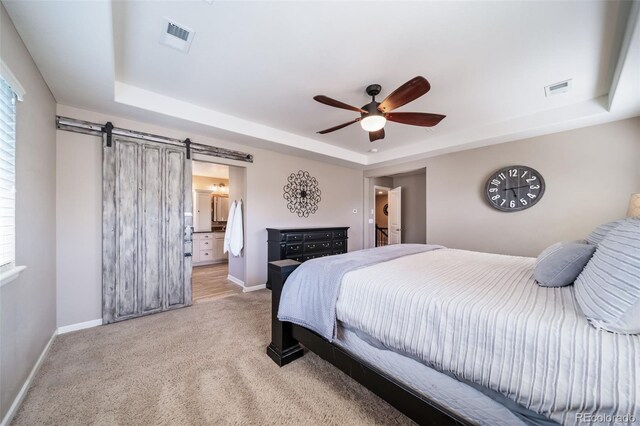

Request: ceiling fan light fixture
left=314, top=76, right=443, bottom=141
left=360, top=115, right=386, bottom=132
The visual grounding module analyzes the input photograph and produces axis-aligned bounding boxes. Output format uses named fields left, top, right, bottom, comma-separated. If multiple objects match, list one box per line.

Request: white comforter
left=335, top=248, right=640, bottom=425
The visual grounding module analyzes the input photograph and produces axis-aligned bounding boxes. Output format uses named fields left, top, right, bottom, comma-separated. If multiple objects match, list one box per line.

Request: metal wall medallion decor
left=383, top=204, right=389, bottom=216
left=283, top=170, right=322, bottom=217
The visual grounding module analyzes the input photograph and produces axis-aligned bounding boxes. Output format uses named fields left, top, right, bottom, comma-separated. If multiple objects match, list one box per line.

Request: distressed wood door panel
left=115, top=140, right=139, bottom=318
left=141, top=144, right=163, bottom=313
left=166, top=148, right=185, bottom=308
left=103, top=136, right=192, bottom=324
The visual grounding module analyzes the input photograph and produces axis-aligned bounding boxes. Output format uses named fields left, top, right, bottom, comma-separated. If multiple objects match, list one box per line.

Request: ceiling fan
left=313, top=76, right=446, bottom=142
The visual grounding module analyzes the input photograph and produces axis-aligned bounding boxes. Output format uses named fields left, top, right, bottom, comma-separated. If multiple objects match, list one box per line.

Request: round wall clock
left=485, top=165, right=545, bottom=212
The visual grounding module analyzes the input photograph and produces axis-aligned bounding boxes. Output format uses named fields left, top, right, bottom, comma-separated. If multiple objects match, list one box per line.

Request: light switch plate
left=368, top=219, right=374, bottom=224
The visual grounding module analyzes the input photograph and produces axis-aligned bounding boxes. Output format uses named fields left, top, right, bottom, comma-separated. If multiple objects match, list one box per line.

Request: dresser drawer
left=303, top=252, right=331, bottom=261
left=285, top=233, right=303, bottom=242
left=333, top=239, right=346, bottom=250
left=199, top=250, right=213, bottom=261
left=285, top=243, right=302, bottom=255
left=199, top=239, right=214, bottom=251
left=304, top=232, right=333, bottom=241
left=304, top=241, right=331, bottom=253
left=286, top=255, right=303, bottom=262
left=333, top=230, right=346, bottom=239
left=198, top=233, right=214, bottom=240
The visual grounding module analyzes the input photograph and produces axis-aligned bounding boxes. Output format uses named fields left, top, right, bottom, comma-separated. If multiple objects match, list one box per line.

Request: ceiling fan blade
left=314, top=95, right=366, bottom=113
left=385, top=112, right=446, bottom=127
left=378, top=76, right=431, bottom=113
left=369, top=128, right=385, bottom=142
left=317, top=118, right=361, bottom=134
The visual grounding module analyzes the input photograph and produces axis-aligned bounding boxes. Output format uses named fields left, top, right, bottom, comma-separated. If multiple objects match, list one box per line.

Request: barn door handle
left=184, top=225, right=193, bottom=258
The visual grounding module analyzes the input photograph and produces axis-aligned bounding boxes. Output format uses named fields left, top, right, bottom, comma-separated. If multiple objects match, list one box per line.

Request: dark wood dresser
left=266, top=227, right=349, bottom=289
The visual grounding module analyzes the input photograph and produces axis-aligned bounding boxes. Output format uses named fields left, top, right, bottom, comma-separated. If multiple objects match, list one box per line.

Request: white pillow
left=575, top=219, right=640, bottom=334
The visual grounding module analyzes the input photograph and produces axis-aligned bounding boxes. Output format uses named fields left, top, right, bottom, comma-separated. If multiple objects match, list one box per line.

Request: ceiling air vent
left=160, top=18, right=195, bottom=53
left=544, top=79, right=572, bottom=97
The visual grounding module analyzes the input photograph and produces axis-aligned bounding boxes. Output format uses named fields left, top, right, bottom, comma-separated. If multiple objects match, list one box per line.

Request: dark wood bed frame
left=266, top=260, right=473, bottom=426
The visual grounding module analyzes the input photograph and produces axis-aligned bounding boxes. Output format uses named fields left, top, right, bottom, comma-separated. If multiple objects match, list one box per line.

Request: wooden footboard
left=266, top=259, right=305, bottom=366
left=266, top=260, right=472, bottom=426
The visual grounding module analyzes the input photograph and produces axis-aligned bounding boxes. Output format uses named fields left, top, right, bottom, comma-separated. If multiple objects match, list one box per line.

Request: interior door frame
left=191, top=155, right=248, bottom=286
left=102, top=134, right=192, bottom=324
left=373, top=185, right=391, bottom=246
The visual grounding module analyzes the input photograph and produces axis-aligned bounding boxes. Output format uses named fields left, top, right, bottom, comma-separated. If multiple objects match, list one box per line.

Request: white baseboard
left=57, top=318, right=102, bottom=335
left=1, top=318, right=103, bottom=425
left=242, top=284, right=266, bottom=293
left=227, top=274, right=244, bottom=287
left=226, top=274, right=266, bottom=293
left=0, top=330, right=56, bottom=426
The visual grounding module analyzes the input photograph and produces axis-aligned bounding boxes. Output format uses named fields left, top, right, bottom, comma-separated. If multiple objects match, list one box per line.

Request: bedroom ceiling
left=3, top=0, right=639, bottom=167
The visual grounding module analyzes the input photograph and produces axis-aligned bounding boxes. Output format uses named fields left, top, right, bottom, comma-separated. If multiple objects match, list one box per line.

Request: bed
left=266, top=244, right=640, bottom=425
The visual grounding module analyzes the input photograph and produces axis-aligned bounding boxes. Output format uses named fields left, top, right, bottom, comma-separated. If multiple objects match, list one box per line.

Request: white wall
left=55, top=104, right=364, bottom=327
left=0, top=4, right=57, bottom=421
left=425, top=117, right=640, bottom=257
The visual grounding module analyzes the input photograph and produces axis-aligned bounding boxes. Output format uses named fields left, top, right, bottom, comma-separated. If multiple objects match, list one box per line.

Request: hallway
left=192, top=263, right=241, bottom=303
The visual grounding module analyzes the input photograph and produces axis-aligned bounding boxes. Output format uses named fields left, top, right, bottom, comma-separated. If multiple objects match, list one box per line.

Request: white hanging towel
left=223, top=200, right=237, bottom=254
left=229, top=200, right=244, bottom=257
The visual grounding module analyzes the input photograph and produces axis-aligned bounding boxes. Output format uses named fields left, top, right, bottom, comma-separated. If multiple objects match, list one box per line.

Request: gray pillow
left=534, top=241, right=596, bottom=287
left=585, top=218, right=627, bottom=245
left=575, top=219, right=640, bottom=334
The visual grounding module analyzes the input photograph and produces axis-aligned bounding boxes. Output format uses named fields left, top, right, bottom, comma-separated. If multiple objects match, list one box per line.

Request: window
left=0, top=76, right=16, bottom=273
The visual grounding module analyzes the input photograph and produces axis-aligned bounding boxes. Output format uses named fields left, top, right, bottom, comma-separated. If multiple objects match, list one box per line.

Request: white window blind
left=0, top=77, right=16, bottom=272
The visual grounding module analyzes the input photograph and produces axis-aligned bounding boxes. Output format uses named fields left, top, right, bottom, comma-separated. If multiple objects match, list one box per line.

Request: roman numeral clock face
left=485, top=166, right=545, bottom=212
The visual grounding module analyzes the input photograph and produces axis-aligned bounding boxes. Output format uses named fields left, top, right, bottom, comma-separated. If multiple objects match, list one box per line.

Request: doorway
left=374, top=187, right=390, bottom=246
left=191, top=161, right=242, bottom=303
left=366, top=167, right=427, bottom=249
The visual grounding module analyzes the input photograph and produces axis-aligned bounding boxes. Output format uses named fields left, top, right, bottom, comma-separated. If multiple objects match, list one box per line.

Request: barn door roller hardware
left=103, top=121, right=114, bottom=147
left=184, top=138, right=191, bottom=160
left=56, top=116, right=254, bottom=163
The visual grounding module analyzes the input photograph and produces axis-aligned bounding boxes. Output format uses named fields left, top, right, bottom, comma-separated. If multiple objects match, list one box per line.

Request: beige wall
left=55, top=130, right=101, bottom=328
left=393, top=172, right=427, bottom=244
left=55, top=104, right=364, bottom=327
left=0, top=4, right=57, bottom=421
left=426, top=117, right=640, bottom=257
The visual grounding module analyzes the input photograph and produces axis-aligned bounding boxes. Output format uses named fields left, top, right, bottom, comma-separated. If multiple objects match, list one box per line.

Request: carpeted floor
left=12, top=291, right=412, bottom=425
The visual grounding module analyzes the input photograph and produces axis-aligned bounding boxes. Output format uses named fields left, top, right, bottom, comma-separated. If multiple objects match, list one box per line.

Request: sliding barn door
left=103, top=135, right=192, bottom=324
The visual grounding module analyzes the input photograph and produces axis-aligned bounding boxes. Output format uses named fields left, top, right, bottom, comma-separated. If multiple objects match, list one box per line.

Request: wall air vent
left=161, top=18, right=195, bottom=53
left=544, top=79, right=572, bottom=97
